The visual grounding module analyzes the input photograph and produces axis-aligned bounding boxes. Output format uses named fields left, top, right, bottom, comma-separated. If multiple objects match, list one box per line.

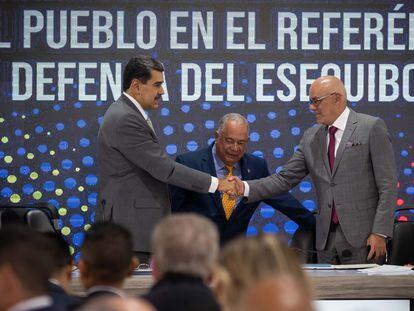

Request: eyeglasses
left=308, top=93, right=336, bottom=107
left=217, top=133, right=248, bottom=147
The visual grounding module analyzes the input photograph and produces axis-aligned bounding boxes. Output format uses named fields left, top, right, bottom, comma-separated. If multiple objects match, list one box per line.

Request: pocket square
left=345, top=141, right=363, bottom=148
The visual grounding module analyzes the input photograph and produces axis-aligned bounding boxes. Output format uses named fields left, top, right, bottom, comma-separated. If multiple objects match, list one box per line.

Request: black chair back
left=388, top=208, right=414, bottom=265
left=24, top=209, right=56, bottom=233
left=0, top=203, right=59, bottom=233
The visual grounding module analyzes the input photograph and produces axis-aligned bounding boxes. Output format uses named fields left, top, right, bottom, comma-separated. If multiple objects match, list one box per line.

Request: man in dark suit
left=232, top=76, right=398, bottom=264
left=143, top=214, right=220, bottom=311
left=0, top=226, right=66, bottom=311
left=97, top=55, right=236, bottom=263
left=170, top=113, right=315, bottom=244
left=78, top=222, right=138, bottom=306
left=44, top=233, right=81, bottom=310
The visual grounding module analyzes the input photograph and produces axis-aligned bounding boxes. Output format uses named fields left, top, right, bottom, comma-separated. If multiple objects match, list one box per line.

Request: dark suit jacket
left=143, top=273, right=220, bottom=311
left=97, top=94, right=212, bottom=251
left=170, top=144, right=315, bottom=244
left=48, top=282, right=81, bottom=310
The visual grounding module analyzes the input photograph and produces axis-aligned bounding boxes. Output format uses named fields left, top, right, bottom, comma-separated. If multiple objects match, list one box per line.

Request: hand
left=227, top=176, right=245, bottom=197
left=366, top=233, right=387, bottom=263
left=218, top=178, right=238, bottom=196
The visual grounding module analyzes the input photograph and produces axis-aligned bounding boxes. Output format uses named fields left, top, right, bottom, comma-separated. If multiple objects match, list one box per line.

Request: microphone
left=341, top=249, right=352, bottom=258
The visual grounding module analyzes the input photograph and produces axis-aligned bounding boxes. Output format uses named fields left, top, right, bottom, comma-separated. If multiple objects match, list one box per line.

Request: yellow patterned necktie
left=222, top=165, right=236, bottom=220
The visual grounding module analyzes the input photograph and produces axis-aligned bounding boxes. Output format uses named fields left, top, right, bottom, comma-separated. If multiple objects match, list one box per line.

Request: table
left=307, top=270, right=414, bottom=299
left=70, top=270, right=414, bottom=299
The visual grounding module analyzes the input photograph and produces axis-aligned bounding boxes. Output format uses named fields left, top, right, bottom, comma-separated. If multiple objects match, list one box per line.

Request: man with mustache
left=97, top=55, right=236, bottom=264
left=170, top=113, right=315, bottom=245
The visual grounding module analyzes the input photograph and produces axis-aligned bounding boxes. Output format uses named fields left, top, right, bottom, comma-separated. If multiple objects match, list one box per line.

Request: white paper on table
left=357, top=264, right=414, bottom=275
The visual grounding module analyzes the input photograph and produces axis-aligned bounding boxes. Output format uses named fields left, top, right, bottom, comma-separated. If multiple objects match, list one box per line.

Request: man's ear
left=77, top=258, right=88, bottom=278
left=0, top=264, right=19, bottom=289
left=214, top=131, right=220, bottom=140
left=65, top=265, right=72, bottom=282
left=131, top=78, right=141, bottom=91
left=128, top=256, right=140, bottom=276
left=335, top=92, right=341, bottom=105
left=151, top=258, right=163, bottom=281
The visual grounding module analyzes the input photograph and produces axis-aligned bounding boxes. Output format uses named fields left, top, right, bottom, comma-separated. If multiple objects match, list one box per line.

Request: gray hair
left=151, top=214, right=219, bottom=279
left=217, top=113, right=249, bottom=134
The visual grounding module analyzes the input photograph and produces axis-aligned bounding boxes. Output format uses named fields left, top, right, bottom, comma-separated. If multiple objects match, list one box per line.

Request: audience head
left=43, top=232, right=73, bottom=291
left=0, top=225, right=54, bottom=310
left=151, top=214, right=219, bottom=280
left=215, top=113, right=249, bottom=166
left=123, top=55, right=165, bottom=110
left=309, top=75, right=347, bottom=126
left=78, top=296, right=155, bottom=311
left=214, top=234, right=313, bottom=311
left=78, top=222, right=138, bottom=289
left=240, top=276, right=313, bottom=311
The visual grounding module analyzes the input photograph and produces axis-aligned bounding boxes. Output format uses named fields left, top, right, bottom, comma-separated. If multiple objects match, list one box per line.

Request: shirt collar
left=8, top=296, right=52, bottom=311
left=123, top=92, right=149, bottom=120
left=87, top=285, right=126, bottom=298
left=331, top=106, right=350, bottom=132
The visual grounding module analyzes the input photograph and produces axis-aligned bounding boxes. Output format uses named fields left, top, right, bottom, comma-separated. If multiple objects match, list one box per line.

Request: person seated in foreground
left=143, top=214, right=220, bottom=311
left=44, top=232, right=81, bottom=310
left=77, top=222, right=138, bottom=305
left=213, top=234, right=314, bottom=311
left=0, top=225, right=66, bottom=311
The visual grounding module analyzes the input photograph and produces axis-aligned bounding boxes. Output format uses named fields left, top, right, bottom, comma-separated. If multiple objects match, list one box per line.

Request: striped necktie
left=146, top=117, right=155, bottom=133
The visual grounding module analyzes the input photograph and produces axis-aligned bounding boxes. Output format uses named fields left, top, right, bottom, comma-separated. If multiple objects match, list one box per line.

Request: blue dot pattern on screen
left=0, top=49, right=411, bottom=263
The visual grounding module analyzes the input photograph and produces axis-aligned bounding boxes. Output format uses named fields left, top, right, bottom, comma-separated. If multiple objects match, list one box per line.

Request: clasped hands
left=217, top=176, right=245, bottom=198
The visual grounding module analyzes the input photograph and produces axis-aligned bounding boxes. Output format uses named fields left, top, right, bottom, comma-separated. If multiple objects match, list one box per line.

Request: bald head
left=313, top=76, right=347, bottom=100
left=309, top=76, right=347, bottom=125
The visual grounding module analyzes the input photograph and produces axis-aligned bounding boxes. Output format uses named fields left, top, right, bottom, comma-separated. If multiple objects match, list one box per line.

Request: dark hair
left=80, top=222, right=134, bottom=284
left=122, top=55, right=164, bottom=91
left=44, top=232, right=72, bottom=274
left=0, top=225, right=54, bottom=295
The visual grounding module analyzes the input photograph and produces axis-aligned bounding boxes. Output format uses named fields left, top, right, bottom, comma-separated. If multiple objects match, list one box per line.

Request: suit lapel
left=240, top=155, right=250, bottom=180
left=120, top=94, right=158, bottom=140
left=314, top=125, right=331, bottom=175
left=332, top=109, right=357, bottom=176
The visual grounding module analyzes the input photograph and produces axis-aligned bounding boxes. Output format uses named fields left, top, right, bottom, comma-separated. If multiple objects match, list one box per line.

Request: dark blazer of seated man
left=170, top=113, right=315, bottom=244
left=0, top=226, right=67, bottom=311
left=44, top=233, right=81, bottom=310
left=78, top=222, right=138, bottom=306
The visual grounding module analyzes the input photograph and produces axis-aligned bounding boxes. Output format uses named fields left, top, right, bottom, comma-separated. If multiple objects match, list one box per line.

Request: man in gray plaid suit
left=232, top=76, right=398, bottom=264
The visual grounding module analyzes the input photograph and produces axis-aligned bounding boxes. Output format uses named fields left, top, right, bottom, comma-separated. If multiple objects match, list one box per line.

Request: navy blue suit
left=170, top=144, right=316, bottom=244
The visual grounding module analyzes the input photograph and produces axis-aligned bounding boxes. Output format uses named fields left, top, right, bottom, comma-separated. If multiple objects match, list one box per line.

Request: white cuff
left=373, top=232, right=387, bottom=239
left=243, top=181, right=250, bottom=197
left=209, top=176, right=219, bottom=193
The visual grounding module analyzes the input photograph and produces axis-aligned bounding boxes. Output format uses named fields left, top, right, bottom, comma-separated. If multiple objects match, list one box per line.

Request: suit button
left=330, top=182, right=336, bottom=186
left=328, top=203, right=332, bottom=208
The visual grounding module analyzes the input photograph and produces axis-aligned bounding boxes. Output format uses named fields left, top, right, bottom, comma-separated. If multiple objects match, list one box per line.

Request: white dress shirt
left=328, top=106, right=350, bottom=156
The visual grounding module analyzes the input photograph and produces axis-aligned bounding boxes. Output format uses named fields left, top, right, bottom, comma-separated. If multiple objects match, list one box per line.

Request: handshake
left=217, top=176, right=245, bottom=197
